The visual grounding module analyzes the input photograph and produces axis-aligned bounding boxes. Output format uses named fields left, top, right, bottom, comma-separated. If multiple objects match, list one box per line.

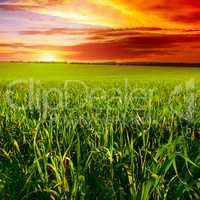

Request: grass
left=1, top=62, right=200, bottom=81
left=0, top=63, right=200, bottom=199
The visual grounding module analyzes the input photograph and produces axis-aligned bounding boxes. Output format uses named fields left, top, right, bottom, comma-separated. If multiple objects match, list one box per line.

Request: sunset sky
left=0, top=0, right=200, bottom=62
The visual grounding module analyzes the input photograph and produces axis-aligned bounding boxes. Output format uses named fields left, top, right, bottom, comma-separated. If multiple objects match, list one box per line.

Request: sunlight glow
left=39, top=53, right=59, bottom=62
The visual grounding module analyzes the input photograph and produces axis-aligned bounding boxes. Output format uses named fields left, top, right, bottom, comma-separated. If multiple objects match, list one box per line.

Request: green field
left=0, top=62, right=200, bottom=81
left=0, top=63, right=200, bottom=200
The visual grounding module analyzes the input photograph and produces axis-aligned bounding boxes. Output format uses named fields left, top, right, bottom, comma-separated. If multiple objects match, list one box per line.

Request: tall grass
left=0, top=80, right=199, bottom=199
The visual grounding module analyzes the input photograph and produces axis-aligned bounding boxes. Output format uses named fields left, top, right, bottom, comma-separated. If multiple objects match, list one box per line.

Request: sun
left=39, top=53, right=59, bottom=62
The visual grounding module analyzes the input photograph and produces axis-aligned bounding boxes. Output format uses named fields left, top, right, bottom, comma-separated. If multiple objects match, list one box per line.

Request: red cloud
left=170, top=11, right=200, bottom=23
left=63, top=33, right=200, bottom=61
left=145, top=0, right=200, bottom=24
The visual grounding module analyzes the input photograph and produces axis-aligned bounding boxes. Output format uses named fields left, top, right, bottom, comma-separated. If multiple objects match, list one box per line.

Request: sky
left=0, top=0, right=200, bottom=62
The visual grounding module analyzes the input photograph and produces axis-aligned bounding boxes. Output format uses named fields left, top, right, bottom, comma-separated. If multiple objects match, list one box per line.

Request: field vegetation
left=0, top=63, right=200, bottom=199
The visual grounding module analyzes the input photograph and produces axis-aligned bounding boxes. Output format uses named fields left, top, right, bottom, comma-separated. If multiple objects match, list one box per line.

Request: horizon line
left=0, top=61, right=200, bottom=66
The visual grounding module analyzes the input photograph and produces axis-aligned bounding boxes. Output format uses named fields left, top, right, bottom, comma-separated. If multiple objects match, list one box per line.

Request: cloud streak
left=1, top=29, right=200, bottom=62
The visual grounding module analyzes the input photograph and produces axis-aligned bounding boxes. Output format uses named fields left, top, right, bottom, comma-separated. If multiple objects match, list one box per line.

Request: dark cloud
left=171, top=11, right=200, bottom=23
